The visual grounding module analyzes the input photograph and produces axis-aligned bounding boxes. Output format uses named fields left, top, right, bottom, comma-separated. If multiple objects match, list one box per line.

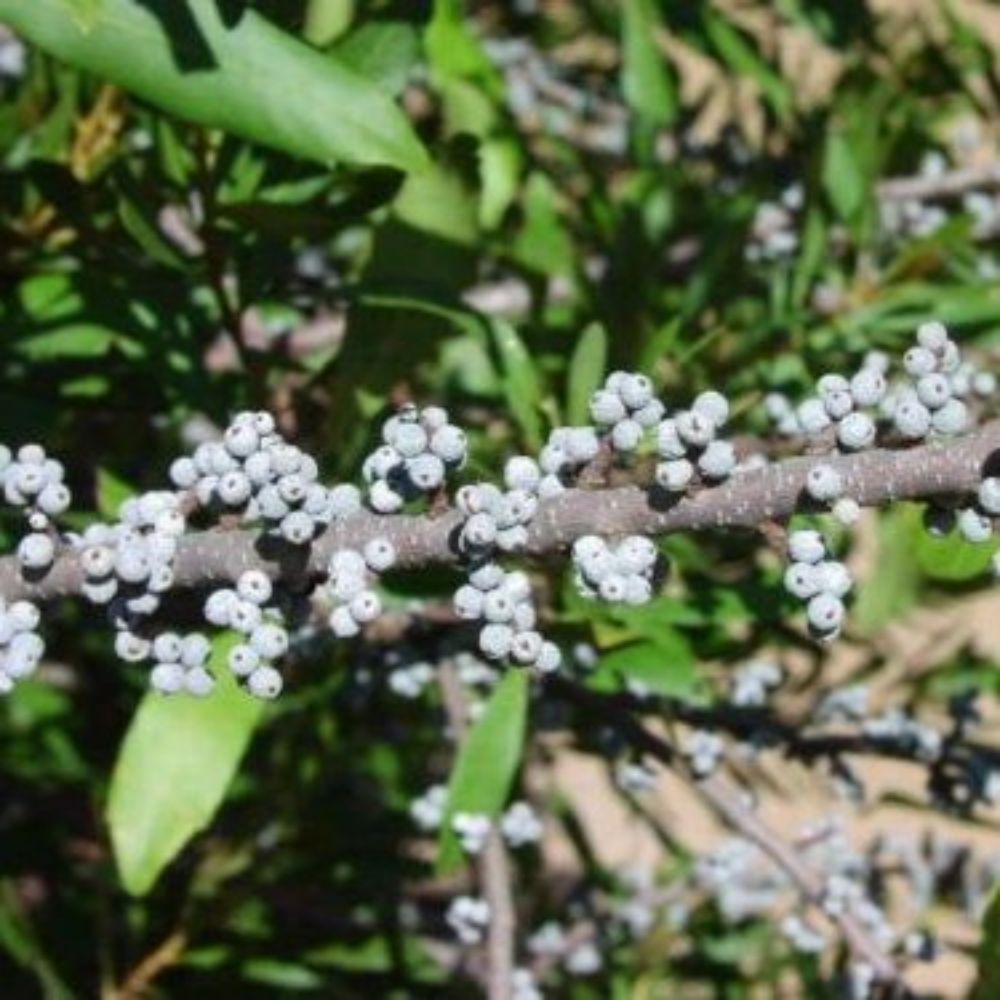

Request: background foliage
left=1, top=0, right=1000, bottom=995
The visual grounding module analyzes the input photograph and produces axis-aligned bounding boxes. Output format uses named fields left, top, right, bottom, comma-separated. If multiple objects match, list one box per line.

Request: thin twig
left=438, top=663, right=517, bottom=1000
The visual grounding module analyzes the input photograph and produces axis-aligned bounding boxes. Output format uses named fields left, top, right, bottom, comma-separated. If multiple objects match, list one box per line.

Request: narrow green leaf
left=590, top=636, right=699, bottom=701
left=973, top=884, right=1000, bottom=1000
left=96, top=467, right=135, bottom=520
left=0, top=0, right=427, bottom=172
left=621, top=0, right=676, bottom=127
left=489, top=320, right=544, bottom=449
left=16, top=324, right=116, bottom=361
left=437, top=671, right=529, bottom=873
left=914, top=526, right=999, bottom=582
left=853, top=505, right=922, bottom=633
left=822, top=131, right=867, bottom=222
left=566, top=323, right=608, bottom=425
left=333, top=21, right=420, bottom=98
left=107, top=635, right=264, bottom=896
left=59, top=0, right=104, bottom=32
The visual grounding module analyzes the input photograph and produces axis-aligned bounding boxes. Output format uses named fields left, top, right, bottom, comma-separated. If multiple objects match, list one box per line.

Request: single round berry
left=248, top=665, right=283, bottom=699
left=150, top=662, right=185, bottom=694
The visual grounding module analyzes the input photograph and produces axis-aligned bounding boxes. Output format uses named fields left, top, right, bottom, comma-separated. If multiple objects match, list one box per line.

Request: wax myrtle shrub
left=2, top=1, right=1000, bottom=997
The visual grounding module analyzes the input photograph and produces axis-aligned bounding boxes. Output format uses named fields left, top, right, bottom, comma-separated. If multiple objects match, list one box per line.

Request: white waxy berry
left=185, top=667, right=216, bottom=698
left=817, top=561, right=853, bottom=597
left=331, top=569, right=365, bottom=603
left=619, top=373, right=654, bottom=410
left=483, top=590, right=516, bottom=624
left=973, top=371, right=997, bottom=396
left=244, top=451, right=273, bottom=487
left=807, top=592, right=845, bottom=634
left=573, top=535, right=606, bottom=563
left=329, top=605, right=360, bottom=638
left=280, top=510, right=315, bottom=545
left=512, top=601, right=536, bottom=630
left=7, top=601, right=39, bottom=632
left=656, top=419, right=686, bottom=459
left=784, top=563, right=822, bottom=600
left=615, top=536, right=657, bottom=574
left=504, top=456, right=541, bottom=493
left=675, top=410, right=715, bottom=447
left=978, top=478, right=1000, bottom=515
left=916, top=321, right=949, bottom=352
left=836, top=412, right=875, bottom=451
left=147, top=564, right=175, bottom=594
left=462, top=512, right=498, bottom=550
left=957, top=507, right=992, bottom=544
left=81, top=545, right=114, bottom=579
left=796, top=398, right=831, bottom=434
left=655, top=459, right=694, bottom=492
left=229, top=643, right=260, bottom=677
left=368, top=479, right=404, bottom=514
left=479, top=623, right=513, bottom=659
left=349, top=590, right=382, bottom=623
left=181, top=634, right=211, bottom=669
left=223, top=421, right=259, bottom=459
left=391, top=421, right=428, bottom=458
left=17, top=532, right=55, bottom=570
left=500, top=570, right=532, bottom=603
left=37, top=482, right=71, bottom=517
left=598, top=574, right=628, bottom=602
left=217, top=470, right=252, bottom=506
left=904, top=346, right=937, bottom=377
left=692, top=390, right=729, bottom=427
left=894, top=399, right=931, bottom=439
left=916, top=373, right=952, bottom=410
left=805, top=464, right=844, bottom=502
left=237, top=570, right=273, bottom=606
left=590, top=389, right=627, bottom=425
left=248, top=665, right=283, bottom=700
left=364, top=537, right=397, bottom=573
left=328, top=484, right=362, bottom=517
left=82, top=579, right=118, bottom=604
left=833, top=497, right=861, bottom=525
left=633, top=399, right=666, bottom=428
left=611, top=419, right=643, bottom=452
left=230, top=600, right=263, bottom=635
left=277, top=473, right=307, bottom=505
left=849, top=368, right=886, bottom=408
left=817, top=374, right=849, bottom=396
left=406, top=453, right=446, bottom=491
left=204, top=588, right=238, bottom=627
left=152, top=632, right=182, bottom=663
left=420, top=405, right=449, bottom=431
left=698, top=440, right=736, bottom=480
left=169, top=456, right=199, bottom=490
left=429, top=425, right=467, bottom=465
left=563, top=427, right=600, bottom=464
left=454, top=584, right=485, bottom=619
left=788, top=530, right=825, bottom=564
left=534, top=641, right=562, bottom=673
left=624, top=576, right=652, bottom=605
left=823, top=389, right=854, bottom=421
left=538, top=474, right=564, bottom=499
left=931, top=398, right=967, bottom=435
left=250, top=623, right=289, bottom=659
left=150, top=662, right=185, bottom=694
left=497, top=526, right=527, bottom=551
left=511, top=630, right=543, bottom=665
left=469, top=562, right=505, bottom=591
left=115, top=631, right=150, bottom=663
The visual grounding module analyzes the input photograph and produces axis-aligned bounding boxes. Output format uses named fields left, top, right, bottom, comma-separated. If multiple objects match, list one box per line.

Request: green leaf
left=106, top=635, right=264, bottom=896
left=425, top=0, right=502, bottom=95
left=589, top=636, right=700, bottom=701
left=0, top=0, right=427, bottom=172
left=511, top=172, right=574, bottom=277
left=973, top=883, right=1000, bottom=1000
left=566, top=322, right=608, bottom=425
left=822, top=131, right=867, bottom=222
left=16, top=324, right=116, bottom=360
left=438, top=671, right=529, bottom=873
left=621, top=0, right=676, bottom=127
left=59, top=0, right=104, bottom=32
left=489, top=320, right=544, bottom=449
left=853, top=505, right=922, bottom=633
left=333, top=21, right=420, bottom=98
left=914, top=526, right=1000, bottom=582
left=96, top=467, right=135, bottom=520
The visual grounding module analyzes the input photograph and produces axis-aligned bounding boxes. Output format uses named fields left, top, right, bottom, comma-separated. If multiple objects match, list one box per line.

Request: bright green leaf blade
left=589, top=636, right=700, bottom=701
left=973, top=883, right=1000, bottom=1000
left=0, top=0, right=428, bottom=172
left=566, top=322, right=608, bottom=425
left=106, top=635, right=264, bottom=896
left=489, top=319, right=544, bottom=449
left=621, top=0, right=676, bottom=127
left=437, top=670, right=529, bottom=873
left=914, top=526, right=999, bottom=582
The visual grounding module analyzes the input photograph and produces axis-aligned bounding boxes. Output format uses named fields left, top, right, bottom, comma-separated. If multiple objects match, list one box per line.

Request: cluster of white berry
left=781, top=913, right=827, bottom=954
left=729, top=659, right=783, bottom=707
left=387, top=659, right=435, bottom=699
left=682, top=729, right=725, bottom=778
left=589, top=371, right=665, bottom=452
left=139, top=631, right=214, bottom=697
left=535, top=427, right=600, bottom=495
left=363, top=404, right=467, bottom=513
left=453, top=563, right=560, bottom=670
left=655, top=390, right=736, bottom=491
left=0, top=598, right=43, bottom=693
left=456, top=479, right=537, bottom=555
left=615, top=759, right=658, bottom=794
left=950, top=476, right=999, bottom=544
left=784, top=529, right=852, bottom=640
left=202, top=570, right=289, bottom=698
left=445, top=895, right=491, bottom=945
left=448, top=801, right=543, bottom=854
left=325, top=539, right=395, bottom=638
left=571, top=534, right=658, bottom=604
left=171, top=411, right=355, bottom=544
left=1, top=444, right=71, bottom=573
left=73, top=491, right=185, bottom=612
